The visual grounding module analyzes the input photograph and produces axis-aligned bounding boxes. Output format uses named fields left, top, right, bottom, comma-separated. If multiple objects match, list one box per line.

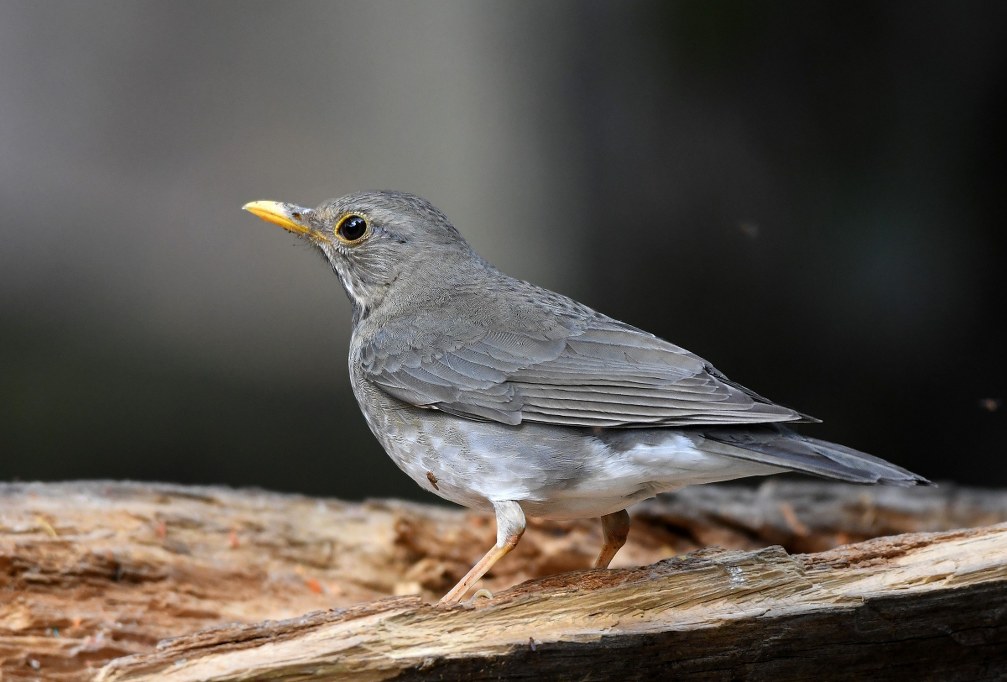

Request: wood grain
left=1, top=481, right=1005, bottom=680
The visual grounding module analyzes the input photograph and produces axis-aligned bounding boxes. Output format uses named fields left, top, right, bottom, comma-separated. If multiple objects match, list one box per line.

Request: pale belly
left=352, top=373, right=781, bottom=520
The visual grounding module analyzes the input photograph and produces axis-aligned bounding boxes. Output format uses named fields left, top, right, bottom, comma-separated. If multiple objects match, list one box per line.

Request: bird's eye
left=335, top=214, right=369, bottom=244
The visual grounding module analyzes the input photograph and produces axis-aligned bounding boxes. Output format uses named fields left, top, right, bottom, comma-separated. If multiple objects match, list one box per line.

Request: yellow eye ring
left=334, top=213, right=371, bottom=245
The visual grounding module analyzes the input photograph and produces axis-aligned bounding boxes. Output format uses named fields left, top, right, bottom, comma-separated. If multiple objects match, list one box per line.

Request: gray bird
left=243, top=191, right=929, bottom=602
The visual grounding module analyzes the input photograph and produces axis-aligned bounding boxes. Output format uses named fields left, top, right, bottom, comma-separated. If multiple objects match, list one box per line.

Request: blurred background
left=1, top=1, right=1004, bottom=500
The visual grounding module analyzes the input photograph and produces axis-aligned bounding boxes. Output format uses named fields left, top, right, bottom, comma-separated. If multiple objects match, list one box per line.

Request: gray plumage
left=244, top=189, right=928, bottom=601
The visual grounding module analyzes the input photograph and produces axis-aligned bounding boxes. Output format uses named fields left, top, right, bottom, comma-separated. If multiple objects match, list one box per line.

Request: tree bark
left=1, top=481, right=1005, bottom=681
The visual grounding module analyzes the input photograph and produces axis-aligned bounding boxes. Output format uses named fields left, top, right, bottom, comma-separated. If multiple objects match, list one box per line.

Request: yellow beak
left=242, top=200, right=326, bottom=241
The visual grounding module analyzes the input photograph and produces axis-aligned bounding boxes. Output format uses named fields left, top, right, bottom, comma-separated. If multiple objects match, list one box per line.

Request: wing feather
left=359, top=296, right=808, bottom=428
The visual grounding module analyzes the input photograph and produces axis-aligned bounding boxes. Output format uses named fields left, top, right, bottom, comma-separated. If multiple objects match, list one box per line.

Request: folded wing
left=360, top=309, right=809, bottom=428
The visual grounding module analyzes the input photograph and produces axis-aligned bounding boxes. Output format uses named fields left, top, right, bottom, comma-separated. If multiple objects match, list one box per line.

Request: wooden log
left=1, top=481, right=1005, bottom=680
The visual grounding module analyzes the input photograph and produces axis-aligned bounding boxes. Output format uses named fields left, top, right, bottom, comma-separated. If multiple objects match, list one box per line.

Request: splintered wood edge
left=97, top=523, right=1007, bottom=681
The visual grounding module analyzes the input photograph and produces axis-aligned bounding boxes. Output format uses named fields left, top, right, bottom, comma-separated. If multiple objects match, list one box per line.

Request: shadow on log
left=1, top=481, right=1005, bottom=680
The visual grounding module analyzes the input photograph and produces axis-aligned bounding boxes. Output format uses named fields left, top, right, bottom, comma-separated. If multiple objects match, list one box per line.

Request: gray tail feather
left=699, top=426, right=931, bottom=487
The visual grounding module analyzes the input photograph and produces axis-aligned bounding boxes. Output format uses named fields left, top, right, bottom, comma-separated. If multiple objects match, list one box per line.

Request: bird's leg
left=594, top=509, right=631, bottom=569
left=440, top=500, right=525, bottom=603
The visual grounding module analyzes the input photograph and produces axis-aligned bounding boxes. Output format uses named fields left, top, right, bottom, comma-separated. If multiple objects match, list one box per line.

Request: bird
left=243, top=190, right=929, bottom=603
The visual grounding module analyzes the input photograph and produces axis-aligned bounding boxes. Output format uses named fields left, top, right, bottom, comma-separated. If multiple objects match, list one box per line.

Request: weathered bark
left=1, top=481, right=1005, bottom=681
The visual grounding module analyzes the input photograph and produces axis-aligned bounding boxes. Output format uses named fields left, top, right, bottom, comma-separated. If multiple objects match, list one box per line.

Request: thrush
left=243, top=191, right=929, bottom=603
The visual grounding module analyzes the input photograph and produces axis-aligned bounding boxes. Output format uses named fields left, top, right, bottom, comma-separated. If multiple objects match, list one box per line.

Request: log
left=1, top=481, right=1005, bottom=680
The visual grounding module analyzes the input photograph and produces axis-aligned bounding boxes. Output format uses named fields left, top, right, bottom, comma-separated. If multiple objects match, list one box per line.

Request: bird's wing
left=359, top=305, right=810, bottom=428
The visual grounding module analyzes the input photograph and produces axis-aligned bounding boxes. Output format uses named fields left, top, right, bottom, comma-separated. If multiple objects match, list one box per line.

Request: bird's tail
left=698, top=425, right=931, bottom=486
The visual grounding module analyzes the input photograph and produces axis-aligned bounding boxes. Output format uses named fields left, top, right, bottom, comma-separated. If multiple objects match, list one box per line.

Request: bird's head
left=244, top=190, right=480, bottom=321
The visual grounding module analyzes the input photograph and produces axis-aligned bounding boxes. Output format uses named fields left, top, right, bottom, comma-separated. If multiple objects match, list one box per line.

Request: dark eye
left=336, top=214, right=369, bottom=243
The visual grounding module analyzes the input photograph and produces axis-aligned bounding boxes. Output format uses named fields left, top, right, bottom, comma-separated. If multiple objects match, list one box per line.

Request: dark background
left=1, top=1, right=1004, bottom=501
